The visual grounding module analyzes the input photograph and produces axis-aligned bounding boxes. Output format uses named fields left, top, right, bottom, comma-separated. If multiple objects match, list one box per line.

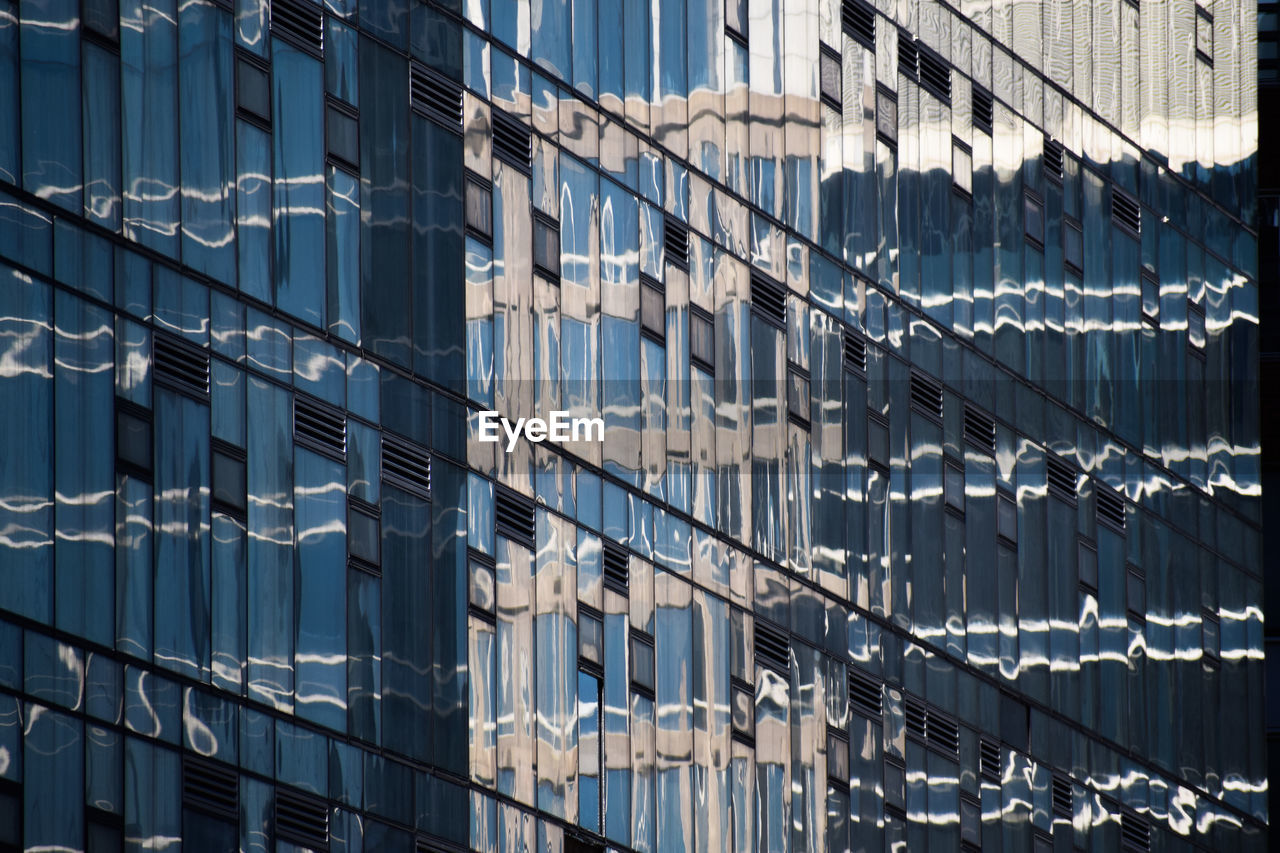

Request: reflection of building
left=0, top=0, right=1264, bottom=849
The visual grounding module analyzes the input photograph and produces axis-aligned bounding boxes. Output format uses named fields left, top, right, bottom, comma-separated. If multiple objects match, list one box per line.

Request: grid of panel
left=0, top=0, right=1264, bottom=850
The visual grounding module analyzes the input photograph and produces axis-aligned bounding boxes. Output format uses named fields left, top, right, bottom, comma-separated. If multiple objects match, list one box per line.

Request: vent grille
left=928, top=712, right=959, bottom=755
left=664, top=216, right=689, bottom=271
left=972, top=87, right=993, bottom=135
left=492, top=109, right=532, bottom=175
left=841, top=0, right=875, bottom=50
left=1044, top=138, right=1064, bottom=184
left=602, top=540, right=629, bottom=594
left=381, top=434, right=431, bottom=500
left=904, top=696, right=927, bottom=739
left=154, top=334, right=210, bottom=397
left=294, top=395, right=346, bottom=462
left=750, top=270, right=787, bottom=328
left=897, top=33, right=918, bottom=81
left=1096, top=486, right=1126, bottom=530
left=963, top=404, right=995, bottom=454
left=979, top=738, right=1001, bottom=781
left=410, top=63, right=463, bottom=132
left=754, top=620, right=790, bottom=676
left=1046, top=455, right=1077, bottom=504
left=917, top=49, right=951, bottom=103
left=1121, top=812, right=1150, bottom=852
left=182, top=756, right=238, bottom=821
left=275, top=787, right=329, bottom=850
left=843, top=330, right=867, bottom=373
left=909, top=372, right=943, bottom=420
left=848, top=666, right=882, bottom=717
left=1052, top=775, right=1073, bottom=818
left=1112, top=190, right=1141, bottom=234
left=270, top=0, right=323, bottom=56
left=495, top=486, right=535, bottom=546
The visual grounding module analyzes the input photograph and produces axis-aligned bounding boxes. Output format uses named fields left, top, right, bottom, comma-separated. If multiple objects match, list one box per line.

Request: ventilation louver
left=154, top=334, right=210, bottom=398
left=917, top=48, right=951, bottom=103
left=1052, top=775, right=1073, bottom=818
left=1121, top=812, right=1150, bottom=852
left=1046, top=455, right=1077, bottom=504
left=750, top=270, right=787, bottom=329
left=904, top=696, right=927, bottom=739
left=410, top=63, right=463, bottom=133
left=602, top=540, right=629, bottom=594
left=275, top=787, right=329, bottom=851
left=494, top=486, right=535, bottom=546
left=979, top=738, right=1001, bottom=781
left=1096, top=486, right=1126, bottom=530
left=381, top=434, right=431, bottom=500
left=963, top=404, right=995, bottom=454
left=754, top=620, right=790, bottom=677
left=897, top=33, right=918, bottom=81
left=1112, top=190, right=1141, bottom=235
left=843, top=330, right=867, bottom=373
left=664, top=216, right=689, bottom=271
left=928, top=712, right=960, bottom=755
left=841, top=0, right=875, bottom=50
left=910, top=372, right=943, bottom=420
left=270, top=0, right=323, bottom=56
left=1044, top=138, right=1064, bottom=184
left=492, top=109, right=532, bottom=175
left=182, top=756, right=238, bottom=821
left=848, top=666, right=882, bottom=717
left=973, top=87, right=994, bottom=135
left=294, top=395, right=346, bottom=462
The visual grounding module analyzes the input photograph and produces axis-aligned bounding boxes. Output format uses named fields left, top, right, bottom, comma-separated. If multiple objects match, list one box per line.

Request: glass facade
left=0, top=0, right=1264, bottom=850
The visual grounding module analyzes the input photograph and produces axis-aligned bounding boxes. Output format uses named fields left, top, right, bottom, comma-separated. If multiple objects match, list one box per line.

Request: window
left=532, top=213, right=560, bottom=279
left=630, top=632, right=655, bottom=694
left=350, top=500, right=382, bottom=571
left=1196, top=6, right=1213, bottom=62
left=465, top=174, right=492, bottom=240
left=876, top=87, right=897, bottom=144
left=997, top=493, right=1017, bottom=544
left=641, top=278, right=665, bottom=341
left=211, top=441, right=247, bottom=518
left=236, top=55, right=271, bottom=126
left=1141, top=271, right=1159, bottom=324
left=944, top=461, right=965, bottom=514
left=1063, top=217, right=1083, bottom=273
left=325, top=101, right=359, bottom=171
left=579, top=608, right=603, bottom=666
left=786, top=364, right=810, bottom=426
left=1024, top=191, right=1044, bottom=247
left=731, top=681, right=754, bottom=739
left=953, top=140, right=972, bottom=196
left=690, top=306, right=714, bottom=370
left=820, top=46, right=841, bottom=110
left=1189, top=303, right=1206, bottom=350
left=116, top=401, right=153, bottom=476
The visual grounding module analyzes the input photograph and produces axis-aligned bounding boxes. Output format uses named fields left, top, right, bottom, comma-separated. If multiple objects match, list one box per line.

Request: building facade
left=0, top=0, right=1265, bottom=850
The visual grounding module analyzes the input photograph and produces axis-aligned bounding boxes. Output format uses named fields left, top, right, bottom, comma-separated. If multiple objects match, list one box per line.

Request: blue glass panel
left=53, top=292, right=115, bottom=646
left=246, top=378, right=294, bottom=711
left=236, top=120, right=272, bottom=302
left=82, top=42, right=122, bottom=229
left=19, top=0, right=80, bottom=212
left=121, top=0, right=179, bottom=254
left=179, top=0, right=236, bottom=284
left=294, top=448, right=347, bottom=732
left=272, top=40, right=325, bottom=327
left=152, top=389, right=211, bottom=681
left=23, top=704, right=83, bottom=848
left=0, top=267, right=52, bottom=621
